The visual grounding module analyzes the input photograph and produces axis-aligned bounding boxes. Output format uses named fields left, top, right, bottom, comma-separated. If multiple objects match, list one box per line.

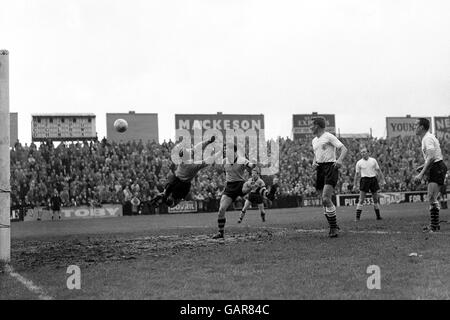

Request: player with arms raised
left=353, top=147, right=385, bottom=221
left=310, top=117, right=348, bottom=238
left=238, top=167, right=270, bottom=223
left=150, top=136, right=220, bottom=208
left=212, top=142, right=256, bottom=239
left=413, top=118, right=448, bottom=232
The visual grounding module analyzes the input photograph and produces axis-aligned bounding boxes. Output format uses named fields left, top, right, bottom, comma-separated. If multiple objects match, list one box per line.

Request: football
left=114, top=119, right=128, bottom=133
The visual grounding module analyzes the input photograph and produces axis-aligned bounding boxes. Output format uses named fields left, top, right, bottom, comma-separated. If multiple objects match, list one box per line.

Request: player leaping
left=150, top=136, right=220, bottom=208
left=353, top=147, right=386, bottom=221
left=310, top=117, right=348, bottom=238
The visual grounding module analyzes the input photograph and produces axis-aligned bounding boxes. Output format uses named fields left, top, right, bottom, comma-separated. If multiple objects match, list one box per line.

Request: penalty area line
left=4, top=264, right=54, bottom=300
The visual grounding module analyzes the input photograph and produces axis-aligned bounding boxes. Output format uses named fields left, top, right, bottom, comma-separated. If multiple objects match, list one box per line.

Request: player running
left=413, top=118, right=448, bottom=233
left=310, top=117, right=348, bottom=238
left=212, top=142, right=256, bottom=239
left=238, top=167, right=270, bottom=223
left=353, top=147, right=386, bottom=221
left=150, top=136, right=220, bottom=208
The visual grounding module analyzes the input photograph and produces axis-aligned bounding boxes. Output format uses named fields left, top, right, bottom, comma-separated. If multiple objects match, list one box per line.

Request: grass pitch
left=2, top=203, right=450, bottom=300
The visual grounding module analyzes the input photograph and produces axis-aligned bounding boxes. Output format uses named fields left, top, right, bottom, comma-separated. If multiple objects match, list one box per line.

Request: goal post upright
left=0, top=49, right=10, bottom=264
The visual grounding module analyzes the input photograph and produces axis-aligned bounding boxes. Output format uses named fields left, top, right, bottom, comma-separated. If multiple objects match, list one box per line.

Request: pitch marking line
left=5, top=264, right=54, bottom=300
left=295, top=228, right=450, bottom=235
left=168, top=225, right=289, bottom=230
left=295, top=228, right=401, bottom=235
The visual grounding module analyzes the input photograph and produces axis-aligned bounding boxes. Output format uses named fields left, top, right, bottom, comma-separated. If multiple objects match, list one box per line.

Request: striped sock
left=218, top=218, right=226, bottom=235
left=356, top=204, right=363, bottom=220
left=430, top=203, right=440, bottom=230
left=239, top=210, right=245, bottom=221
left=325, top=206, right=338, bottom=229
left=326, top=213, right=338, bottom=229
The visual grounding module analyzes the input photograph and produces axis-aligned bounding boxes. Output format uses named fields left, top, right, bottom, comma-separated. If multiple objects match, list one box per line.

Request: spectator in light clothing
left=123, top=186, right=132, bottom=201
left=131, top=180, right=140, bottom=194
left=131, top=193, right=141, bottom=215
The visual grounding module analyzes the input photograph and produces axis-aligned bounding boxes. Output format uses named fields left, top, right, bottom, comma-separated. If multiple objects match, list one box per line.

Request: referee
left=353, top=147, right=385, bottom=221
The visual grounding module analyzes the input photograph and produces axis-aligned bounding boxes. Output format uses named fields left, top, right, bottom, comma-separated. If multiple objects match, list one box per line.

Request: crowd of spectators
left=9, top=135, right=449, bottom=210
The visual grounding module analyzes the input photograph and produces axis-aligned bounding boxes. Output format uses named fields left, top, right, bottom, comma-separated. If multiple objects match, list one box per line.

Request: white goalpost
left=0, top=49, right=10, bottom=264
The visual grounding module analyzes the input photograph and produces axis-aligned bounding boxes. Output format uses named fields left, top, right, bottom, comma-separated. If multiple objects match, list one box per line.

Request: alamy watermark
left=171, top=128, right=279, bottom=175
left=66, top=265, right=81, bottom=290
left=366, top=265, right=381, bottom=290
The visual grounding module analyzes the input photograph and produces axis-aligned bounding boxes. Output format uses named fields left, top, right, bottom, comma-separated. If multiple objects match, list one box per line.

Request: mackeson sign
left=175, top=114, right=265, bottom=138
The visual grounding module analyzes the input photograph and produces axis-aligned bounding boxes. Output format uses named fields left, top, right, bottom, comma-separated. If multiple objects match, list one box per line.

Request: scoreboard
left=292, top=113, right=336, bottom=140
left=31, top=113, right=97, bottom=141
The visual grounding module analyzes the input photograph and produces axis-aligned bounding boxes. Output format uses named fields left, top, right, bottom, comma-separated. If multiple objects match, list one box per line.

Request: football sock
left=430, top=202, right=440, bottom=230
left=325, top=205, right=338, bottom=229
left=374, top=203, right=381, bottom=219
left=218, top=218, right=226, bottom=235
left=375, top=209, right=381, bottom=219
left=239, top=210, right=246, bottom=221
left=356, top=203, right=363, bottom=220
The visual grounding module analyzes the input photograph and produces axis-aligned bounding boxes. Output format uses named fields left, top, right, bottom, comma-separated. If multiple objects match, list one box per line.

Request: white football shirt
left=355, top=157, right=380, bottom=178
left=312, top=132, right=344, bottom=163
left=421, top=132, right=443, bottom=163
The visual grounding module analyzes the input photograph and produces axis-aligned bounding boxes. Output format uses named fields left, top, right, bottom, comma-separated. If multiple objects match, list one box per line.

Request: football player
left=238, top=167, right=270, bottom=223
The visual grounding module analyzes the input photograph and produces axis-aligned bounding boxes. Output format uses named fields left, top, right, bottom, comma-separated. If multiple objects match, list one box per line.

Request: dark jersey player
left=150, top=136, right=220, bottom=208
left=212, top=142, right=256, bottom=239
left=238, top=167, right=270, bottom=223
